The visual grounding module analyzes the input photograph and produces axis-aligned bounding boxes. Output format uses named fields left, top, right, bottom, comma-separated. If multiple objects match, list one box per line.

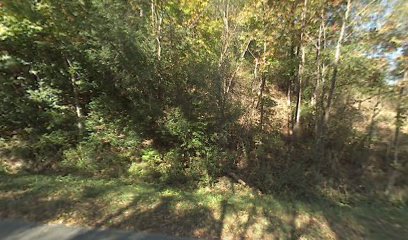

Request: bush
left=32, top=130, right=71, bottom=162
left=156, top=108, right=225, bottom=185
left=127, top=148, right=163, bottom=181
left=61, top=139, right=130, bottom=177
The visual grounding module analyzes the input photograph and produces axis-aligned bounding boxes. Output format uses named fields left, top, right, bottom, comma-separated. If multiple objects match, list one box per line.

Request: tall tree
left=293, top=0, right=308, bottom=135
left=315, top=0, right=352, bottom=165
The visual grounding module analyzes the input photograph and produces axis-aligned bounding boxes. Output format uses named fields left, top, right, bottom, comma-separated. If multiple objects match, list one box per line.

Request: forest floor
left=0, top=173, right=407, bottom=240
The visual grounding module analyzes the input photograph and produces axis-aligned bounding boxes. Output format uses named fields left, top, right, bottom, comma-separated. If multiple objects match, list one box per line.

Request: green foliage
left=32, top=130, right=70, bottom=161
left=141, top=149, right=161, bottom=164
left=0, top=0, right=406, bottom=202
left=156, top=108, right=225, bottom=184
left=61, top=140, right=128, bottom=177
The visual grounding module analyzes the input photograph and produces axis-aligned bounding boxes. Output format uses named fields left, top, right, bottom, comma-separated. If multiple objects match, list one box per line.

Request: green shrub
left=134, top=148, right=163, bottom=180
left=32, top=130, right=70, bottom=162
left=128, top=161, right=159, bottom=180
left=61, top=139, right=129, bottom=177
left=141, top=148, right=161, bottom=164
left=160, top=148, right=187, bottom=183
left=0, top=161, right=6, bottom=174
left=157, top=108, right=224, bottom=185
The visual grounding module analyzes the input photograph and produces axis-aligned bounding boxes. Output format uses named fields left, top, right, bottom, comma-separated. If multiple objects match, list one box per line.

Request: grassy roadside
left=0, top=173, right=407, bottom=239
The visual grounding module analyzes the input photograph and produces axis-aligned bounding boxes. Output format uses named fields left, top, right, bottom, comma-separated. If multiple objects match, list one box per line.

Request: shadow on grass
left=0, top=173, right=407, bottom=239
left=0, top=173, right=223, bottom=238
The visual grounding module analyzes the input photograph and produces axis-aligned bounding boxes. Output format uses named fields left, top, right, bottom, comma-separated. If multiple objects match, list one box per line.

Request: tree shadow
left=1, top=169, right=407, bottom=240
left=0, top=173, right=223, bottom=239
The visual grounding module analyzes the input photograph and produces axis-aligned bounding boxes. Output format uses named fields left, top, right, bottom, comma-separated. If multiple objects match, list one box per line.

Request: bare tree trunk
left=314, top=10, right=327, bottom=136
left=385, top=72, right=406, bottom=196
left=151, top=0, right=162, bottom=60
left=259, top=77, right=266, bottom=130
left=66, top=59, right=84, bottom=136
left=151, top=0, right=164, bottom=102
left=324, top=0, right=352, bottom=125
left=286, top=2, right=297, bottom=138
left=293, top=0, right=308, bottom=136
left=254, top=57, right=259, bottom=80
left=219, top=0, right=230, bottom=69
left=311, top=9, right=324, bottom=106
left=225, top=39, right=251, bottom=95
left=156, top=16, right=162, bottom=61
left=366, top=90, right=382, bottom=146
left=315, top=0, right=351, bottom=166
left=286, top=1, right=299, bottom=166
left=287, top=79, right=292, bottom=136
left=314, top=13, right=327, bottom=163
left=215, top=0, right=232, bottom=123
left=258, top=42, right=267, bottom=130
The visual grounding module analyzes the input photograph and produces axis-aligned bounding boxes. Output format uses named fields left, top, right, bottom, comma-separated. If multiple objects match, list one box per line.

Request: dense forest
left=1, top=0, right=407, bottom=211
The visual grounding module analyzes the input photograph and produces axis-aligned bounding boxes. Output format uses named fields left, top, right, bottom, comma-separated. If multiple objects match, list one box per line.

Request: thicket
left=0, top=0, right=407, bottom=202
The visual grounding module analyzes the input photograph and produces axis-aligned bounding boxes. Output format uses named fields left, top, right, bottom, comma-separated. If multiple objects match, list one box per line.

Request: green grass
left=0, top=173, right=407, bottom=239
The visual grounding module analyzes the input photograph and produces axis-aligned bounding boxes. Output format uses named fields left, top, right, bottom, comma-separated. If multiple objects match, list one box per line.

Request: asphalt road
left=0, top=219, right=192, bottom=240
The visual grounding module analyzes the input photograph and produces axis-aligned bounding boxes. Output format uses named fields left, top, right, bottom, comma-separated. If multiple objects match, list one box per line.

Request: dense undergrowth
left=1, top=0, right=407, bottom=230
